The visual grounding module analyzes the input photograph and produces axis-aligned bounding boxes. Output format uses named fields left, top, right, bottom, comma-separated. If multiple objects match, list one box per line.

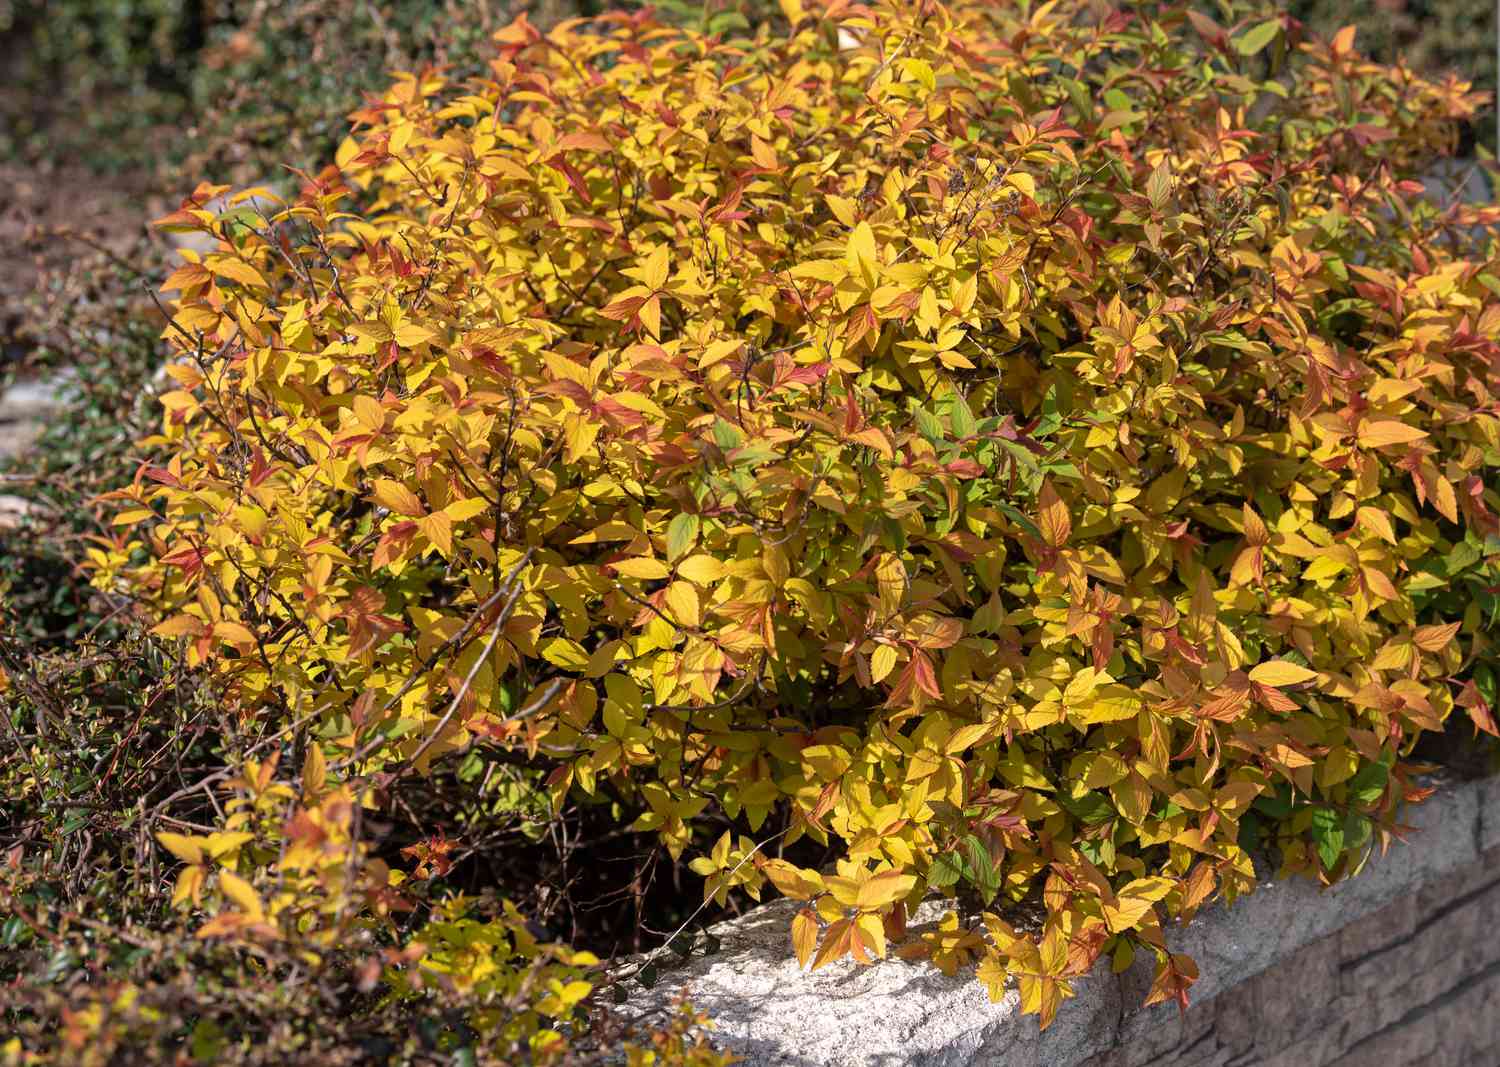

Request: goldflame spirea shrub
left=86, top=0, right=1500, bottom=1041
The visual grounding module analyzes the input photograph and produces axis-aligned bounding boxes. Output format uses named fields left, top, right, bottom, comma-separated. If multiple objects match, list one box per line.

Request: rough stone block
left=1477, top=774, right=1500, bottom=855
left=1330, top=1013, right=1440, bottom=1067
left=1246, top=933, right=1338, bottom=1053
left=621, top=781, right=1496, bottom=1066
left=1338, top=894, right=1416, bottom=964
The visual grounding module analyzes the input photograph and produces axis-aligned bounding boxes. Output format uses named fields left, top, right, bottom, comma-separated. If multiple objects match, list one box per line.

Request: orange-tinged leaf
left=791, top=908, right=819, bottom=968
left=1037, top=479, right=1071, bottom=548
left=152, top=615, right=206, bottom=639
left=213, top=621, right=257, bottom=650
left=1412, top=621, right=1460, bottom=653
left=811, top=918, right=856, bottom=970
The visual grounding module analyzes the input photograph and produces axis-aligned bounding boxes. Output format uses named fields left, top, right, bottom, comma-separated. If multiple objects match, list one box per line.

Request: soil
left=0, top=161, right=168, bottom=369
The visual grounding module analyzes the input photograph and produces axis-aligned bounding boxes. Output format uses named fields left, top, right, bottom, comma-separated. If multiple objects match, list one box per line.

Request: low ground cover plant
left=7, top=0, right=1500, bottom=1060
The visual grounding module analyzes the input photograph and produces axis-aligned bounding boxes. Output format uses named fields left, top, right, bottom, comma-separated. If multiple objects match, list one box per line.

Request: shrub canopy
left=93, top=0, right=1500, bottom=1038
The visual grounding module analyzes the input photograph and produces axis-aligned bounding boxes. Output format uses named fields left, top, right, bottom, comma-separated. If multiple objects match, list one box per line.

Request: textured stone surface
left=628, top=777, right=1499, bottom=1066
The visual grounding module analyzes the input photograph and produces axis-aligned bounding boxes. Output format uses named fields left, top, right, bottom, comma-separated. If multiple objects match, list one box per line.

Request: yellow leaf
left=612, top=556, right=671, bottom=580
left=1102, top=876, right=1175, bottom=933
left=152, top=615, right=206, bottom=639
left=856, top=870, right=916, bottom=910
left=204, top=831, right=255, bottom=859
left=207, top=257, right=269, bottom=289
left=640, top=244, right=671, bottom=291
left=870, top=643, right=899, bottom=684
left=419, top=511, right=453, bottom=556
left=156, top=832, right=205, bottom=866
left=172, top=864, right=205, bottom=907
left=900, top=58, right=936, bottom=93
left=1357, top=420, right=1427, bottom=448
left=352, top=394, right=385, bottom=431
left=213, top=621, right=256, bottom=650
left=677, top=554, right=727, bottom=584
left=663, top=581, right=700, bottom=628
left=443, top=497, right=491, bottom=523
left=761, top=860, right=824, bottom=900
left=791, top=908, right=818, bottom=968
left=1355, top=506, right=1396, bottom=544
left=372, top=479, right=425, bottom=517
left=217, top=870, right=264, bottom=921
left=393, top=322, right=437, bottom=348
left=541, top=638, right=590, bottom=671
left=1247, top=660, right=1319, bottom=687
left=302, top=744, right=327, bottom=796
left=847, top=221, right=879, bottom=285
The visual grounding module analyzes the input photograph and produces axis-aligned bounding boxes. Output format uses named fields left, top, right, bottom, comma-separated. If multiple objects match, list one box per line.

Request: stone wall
left=623, top=774, right=1500, bottom=1066
left=1081, top=840, right=1500, bottom=1067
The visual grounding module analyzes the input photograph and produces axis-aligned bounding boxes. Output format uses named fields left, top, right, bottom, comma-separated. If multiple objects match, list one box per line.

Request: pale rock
left=621, top=778, right=1488, bottom=1066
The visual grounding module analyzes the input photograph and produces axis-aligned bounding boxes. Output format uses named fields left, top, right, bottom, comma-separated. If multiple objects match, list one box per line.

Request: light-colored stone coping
left=618, top=774, right=1499, bottom=1066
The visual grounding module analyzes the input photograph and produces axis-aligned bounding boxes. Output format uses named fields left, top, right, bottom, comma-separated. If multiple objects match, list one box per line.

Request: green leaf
left=637, top=961, right=658, bottom=989
left=1034, top=386, right=1062, bottom=438
left=961, top=834, right=1000, bottom=904
left=1146, top=160, right=1172, bottom=213
left=666, top=512, right=700, bottom=561
left=1446, top=540, right=1481, bottom=575
left=1237, top=812, right=1263, bottom=853
left=1253, top=782, right=1296, bottom=819
left=1233, top=19, right=1280, bottom=56
left=912, top=403, right=945, bottom=442
left=996, top=501, right=1043, bottom=540
left=711, top=417, right=745, bottom=450
left=1477, top=663, right=1498, bottom=708
left=1060, top=790, right=1115, bottom=825
left=1310, top=806, right=1344, bottom=869
left=929, top=850, right=963, bottom=889
left=1345, top=760, right=1389, bottom=807
left=949, top=392, right=977, bottom=439
left=1343, top=812, right=1372, bottom=854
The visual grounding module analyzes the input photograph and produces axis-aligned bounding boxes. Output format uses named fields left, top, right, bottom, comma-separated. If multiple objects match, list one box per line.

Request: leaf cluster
left=84, top=0, right=1500, bottom=1039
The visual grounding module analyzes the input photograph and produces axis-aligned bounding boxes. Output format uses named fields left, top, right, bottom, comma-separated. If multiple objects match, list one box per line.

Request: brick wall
left=1079, top=845, right=1500, bottom=1067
